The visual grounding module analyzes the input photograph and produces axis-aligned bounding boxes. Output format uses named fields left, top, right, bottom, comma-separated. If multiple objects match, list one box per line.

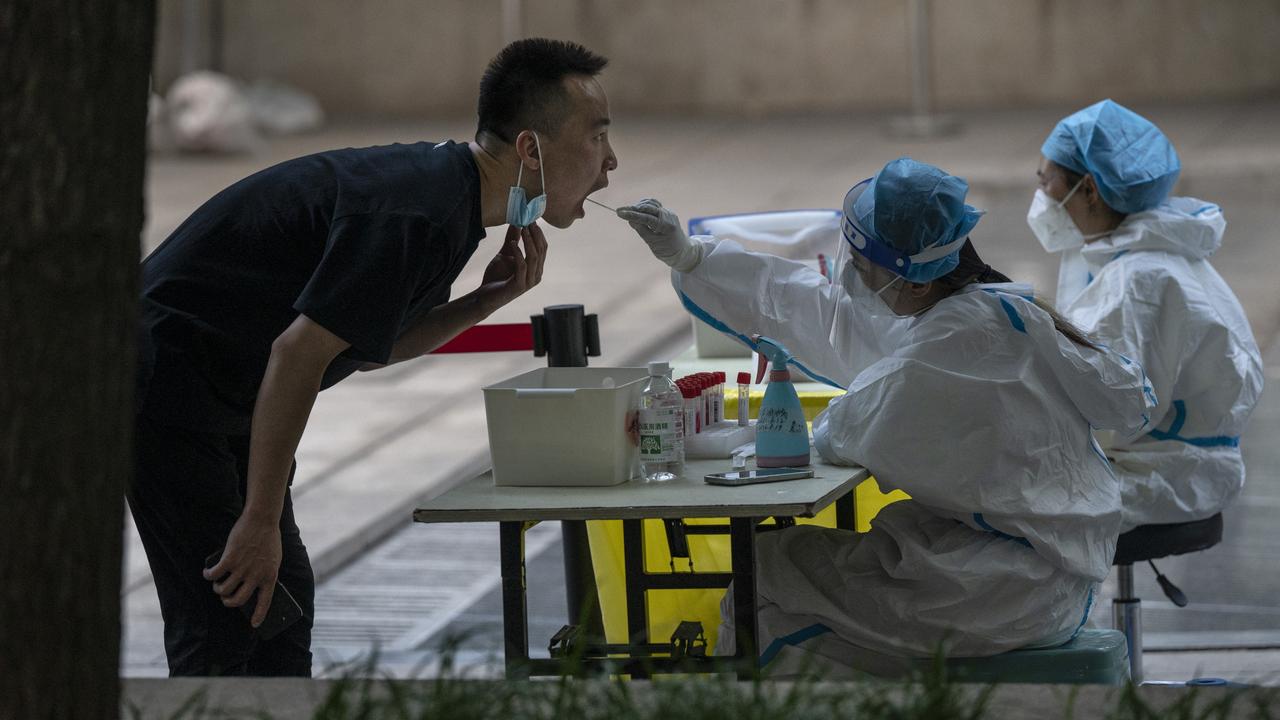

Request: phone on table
left=204, top=548, right=305, bottom=641
left=704, top=467, right=815, bottom=486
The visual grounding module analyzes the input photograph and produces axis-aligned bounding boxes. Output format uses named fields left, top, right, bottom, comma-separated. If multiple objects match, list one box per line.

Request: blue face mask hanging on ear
left=506, top=131, right=547, bottom=227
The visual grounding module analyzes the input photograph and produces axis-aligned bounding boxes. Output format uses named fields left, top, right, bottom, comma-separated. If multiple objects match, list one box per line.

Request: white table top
left=413, top=457, right=868, bottom=524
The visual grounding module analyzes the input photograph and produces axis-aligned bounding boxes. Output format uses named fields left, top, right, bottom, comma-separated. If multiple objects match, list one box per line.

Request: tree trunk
left=1, top=2, right=155, bottom=718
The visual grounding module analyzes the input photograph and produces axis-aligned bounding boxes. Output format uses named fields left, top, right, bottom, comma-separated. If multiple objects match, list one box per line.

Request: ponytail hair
left=1030, top=296, right=1101, bottom=351
left=932, top=238, right=1100, bottom=350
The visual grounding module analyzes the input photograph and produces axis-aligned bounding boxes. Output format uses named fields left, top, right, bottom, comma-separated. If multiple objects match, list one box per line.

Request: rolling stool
left=1112, top=513, right=1224, bottom=683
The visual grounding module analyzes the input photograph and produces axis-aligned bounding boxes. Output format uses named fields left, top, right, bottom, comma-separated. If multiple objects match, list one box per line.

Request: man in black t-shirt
left=132, top=38, right=618, bottom=676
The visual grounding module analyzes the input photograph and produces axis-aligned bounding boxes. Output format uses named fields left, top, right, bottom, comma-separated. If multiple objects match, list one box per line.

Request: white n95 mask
left=1026, top=183, right=1086, bottom=253
left=506, top=131, right=546, bottom=227
left=840, top=257, right=913, bottom=318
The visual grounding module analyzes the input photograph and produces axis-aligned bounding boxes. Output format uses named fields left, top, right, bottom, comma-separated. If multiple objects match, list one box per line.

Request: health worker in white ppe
left=617, top=157, right=1156, bottom=677
left=1030, top=99, right=1263, bottom=532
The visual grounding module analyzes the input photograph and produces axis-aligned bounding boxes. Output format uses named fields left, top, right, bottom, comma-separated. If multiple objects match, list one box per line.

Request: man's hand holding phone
left=203, top=515, right=305, bottom=642
left=203, top=517, right=281, bottom=627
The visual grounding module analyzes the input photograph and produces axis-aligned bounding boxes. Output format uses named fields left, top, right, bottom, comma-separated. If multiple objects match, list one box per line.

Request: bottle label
left=758, top=406, right=807, bottom=434
left=639, top=406, right=678, bottom=461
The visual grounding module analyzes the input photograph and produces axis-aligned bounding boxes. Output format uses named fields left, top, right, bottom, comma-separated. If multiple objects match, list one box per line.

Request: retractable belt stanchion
left=531, top=304, right=605, bottom=639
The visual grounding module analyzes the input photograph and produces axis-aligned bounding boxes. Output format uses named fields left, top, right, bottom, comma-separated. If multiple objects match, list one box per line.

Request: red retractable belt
left=429, top=323, right=535, bottom=354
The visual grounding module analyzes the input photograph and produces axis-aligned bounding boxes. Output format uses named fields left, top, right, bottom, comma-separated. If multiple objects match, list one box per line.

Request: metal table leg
left=561, top=519, right=605, bottom=637
left=730, top=516, right=761, bottom=681
left=500, top=520, right=530, bottom=680
left=622, top=518, right=650, bottom=679
left=836, top=490, right=857, bottom=531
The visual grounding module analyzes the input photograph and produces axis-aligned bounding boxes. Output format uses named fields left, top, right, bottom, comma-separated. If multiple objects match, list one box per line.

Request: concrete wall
left=153, top=0, right=1280, bottom=118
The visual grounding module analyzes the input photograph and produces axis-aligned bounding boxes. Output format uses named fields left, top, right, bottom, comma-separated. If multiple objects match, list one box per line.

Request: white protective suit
left=675, top=238, right=1155, bottom=676
left=1056, top=198, right=1264, bottom=531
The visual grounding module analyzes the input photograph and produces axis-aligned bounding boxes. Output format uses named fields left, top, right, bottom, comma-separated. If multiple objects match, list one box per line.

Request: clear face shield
left=831, top=180, right=918, bottom=322
left=818, top=182, right=915, bottom=365
left=826, top=179, right=975, bottom=360
left=839, top=250, right=910, bottom=314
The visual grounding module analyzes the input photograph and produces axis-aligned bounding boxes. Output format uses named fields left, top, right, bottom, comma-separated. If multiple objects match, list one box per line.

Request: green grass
left=256, top=652, right=998, bottom=720
left=125, top=643, right=1278, bottom=720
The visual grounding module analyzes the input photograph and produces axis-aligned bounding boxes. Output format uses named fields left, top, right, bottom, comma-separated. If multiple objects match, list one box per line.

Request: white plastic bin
left=483, top=367, right=650, bottom=486
left=687, top=209, right=841, bottom=358
left=689, top=210, right=842, bottom=261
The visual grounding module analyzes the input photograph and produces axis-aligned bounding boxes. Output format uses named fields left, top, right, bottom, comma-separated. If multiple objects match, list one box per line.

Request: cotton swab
left=585, top=196, right=618, bottom=213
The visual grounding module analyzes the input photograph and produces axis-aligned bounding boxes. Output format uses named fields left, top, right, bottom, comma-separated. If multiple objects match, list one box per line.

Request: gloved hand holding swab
left=616, top=198, right=704, bottom=272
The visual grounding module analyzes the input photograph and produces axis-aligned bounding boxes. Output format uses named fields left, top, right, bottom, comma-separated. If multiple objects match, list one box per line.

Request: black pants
left=128, top=413, right=314, bottom=676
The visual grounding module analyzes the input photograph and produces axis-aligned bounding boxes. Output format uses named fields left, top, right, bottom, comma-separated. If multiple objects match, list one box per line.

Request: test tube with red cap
left=684, top=379, right=702, bottom=433
left=736, top=371, right=751, bottom=426
left=712, top=372, right=724, bottom=423
left=696, top=373, right=712, bottom=426
left=680, top=381, right=699, bottom=435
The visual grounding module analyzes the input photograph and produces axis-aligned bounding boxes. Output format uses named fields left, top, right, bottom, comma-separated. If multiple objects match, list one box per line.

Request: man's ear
left=514, top=130, right=541, bottom=170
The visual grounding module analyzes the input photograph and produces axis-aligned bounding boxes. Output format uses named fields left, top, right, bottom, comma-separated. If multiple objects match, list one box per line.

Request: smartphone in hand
left=204, top=548, right=305, bottom=641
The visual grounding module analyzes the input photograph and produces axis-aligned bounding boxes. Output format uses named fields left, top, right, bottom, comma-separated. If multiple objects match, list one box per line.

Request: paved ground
left=123, top=100, right=1280, bottom=683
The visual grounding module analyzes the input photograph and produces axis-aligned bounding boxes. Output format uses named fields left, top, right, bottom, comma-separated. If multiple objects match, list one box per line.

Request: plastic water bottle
left=639, top=361, right=684, bottom=481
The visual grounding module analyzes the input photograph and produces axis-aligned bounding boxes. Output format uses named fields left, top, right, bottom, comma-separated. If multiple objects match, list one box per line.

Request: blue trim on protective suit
left=1146, top=400, right=1240, bottom=448
left=978, top=289, right=1029, bottom=334
left=1089, top=435, right=1122, bottom=490
left=1069, top=586, right=1096, bottom=641
left=1191, top=204, right=1219, bottom=217
left=758, top=622, right=833, bottom=668
left=972, top=513, right=1034, bottom=549
left=677, top=290, right=845, bottom=390
left=1098, top=348, right=1158, bottom=418
left=997, top=297, right=1027, bottom=333
left=1166, top=400, right=1186, bottom=435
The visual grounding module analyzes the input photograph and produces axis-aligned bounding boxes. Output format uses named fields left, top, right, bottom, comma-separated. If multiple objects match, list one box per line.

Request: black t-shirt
left=138, top=140, right=485, bottom=433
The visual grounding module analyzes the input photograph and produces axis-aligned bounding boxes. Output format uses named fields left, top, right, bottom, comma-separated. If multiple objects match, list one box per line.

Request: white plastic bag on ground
left=245, top=80, right=324, bottom=135
left=165, top=71, right=260, bottom=154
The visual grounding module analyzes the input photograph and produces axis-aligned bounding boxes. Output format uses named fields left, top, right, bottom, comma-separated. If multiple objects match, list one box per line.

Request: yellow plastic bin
left=586, top=392, right=909, bottom=649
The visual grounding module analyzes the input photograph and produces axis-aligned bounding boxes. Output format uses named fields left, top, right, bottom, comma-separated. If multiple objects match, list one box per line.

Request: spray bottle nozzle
left=752, top=335, right=793, bottom=384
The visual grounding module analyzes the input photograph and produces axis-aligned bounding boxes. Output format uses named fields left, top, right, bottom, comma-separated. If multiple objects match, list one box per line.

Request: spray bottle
left=753, top=336, right=810, bottom=467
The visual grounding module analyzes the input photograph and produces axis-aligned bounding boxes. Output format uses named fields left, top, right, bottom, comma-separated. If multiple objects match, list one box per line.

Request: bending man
left=132, top=38, right=618, bottom=676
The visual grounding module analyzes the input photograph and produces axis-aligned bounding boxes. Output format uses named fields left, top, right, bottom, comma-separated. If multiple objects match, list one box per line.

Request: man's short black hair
left=476, top=38, right=608, bottom=145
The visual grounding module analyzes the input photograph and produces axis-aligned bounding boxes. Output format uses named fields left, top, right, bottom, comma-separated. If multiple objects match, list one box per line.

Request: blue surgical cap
left=847, top=157, right=983, bottom=283
left=1041, top=99, right=1180, bottom=215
